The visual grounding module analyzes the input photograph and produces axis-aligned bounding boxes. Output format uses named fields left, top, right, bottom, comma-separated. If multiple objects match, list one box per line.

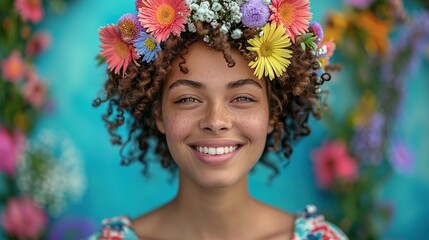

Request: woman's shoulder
left=292, top=205, right=349, bottom=240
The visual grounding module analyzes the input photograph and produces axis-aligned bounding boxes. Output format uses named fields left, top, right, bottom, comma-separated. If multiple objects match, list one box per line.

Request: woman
left=89, top=0, right=346, bottom=239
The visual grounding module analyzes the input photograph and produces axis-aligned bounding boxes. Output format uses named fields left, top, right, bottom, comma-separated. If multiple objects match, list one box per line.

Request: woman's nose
left=199, top=102, right=233, bottom=134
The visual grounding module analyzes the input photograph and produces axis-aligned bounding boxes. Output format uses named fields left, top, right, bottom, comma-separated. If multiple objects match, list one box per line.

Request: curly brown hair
left=94, top=22, right=332, bottom=177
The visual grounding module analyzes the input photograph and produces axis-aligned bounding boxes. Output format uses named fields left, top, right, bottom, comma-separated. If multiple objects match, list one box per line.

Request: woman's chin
left=188, top=171, right=245, bottom=189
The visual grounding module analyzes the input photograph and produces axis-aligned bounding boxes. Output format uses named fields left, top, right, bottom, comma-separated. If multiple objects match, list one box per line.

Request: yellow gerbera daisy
left=247, top=23, right=292, bottom=80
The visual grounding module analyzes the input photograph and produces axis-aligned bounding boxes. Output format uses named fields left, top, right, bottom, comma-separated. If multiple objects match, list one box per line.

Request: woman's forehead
left=168, top=41, right=258, bottom=83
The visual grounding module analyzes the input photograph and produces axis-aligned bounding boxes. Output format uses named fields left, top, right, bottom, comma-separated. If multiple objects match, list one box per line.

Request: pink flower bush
left=0, top=126, right=25, bottom=176
left=1, top=196, right=47, bottom=239
left=14, top=0, right=44, bottom=23
left=1, top=50, right=25, bottom=82
left=26, top=31, right=51, bottom=58
left=311, top=140, right=358, bottom=188
left=22, top=67, right=47, bottom=108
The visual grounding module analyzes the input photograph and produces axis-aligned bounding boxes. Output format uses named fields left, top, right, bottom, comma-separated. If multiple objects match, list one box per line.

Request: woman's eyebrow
left=228, top=79, right=262, bottom=89
left=168, top=78, right=262, bottom=90
left=168, top=79, right=204, bottom=90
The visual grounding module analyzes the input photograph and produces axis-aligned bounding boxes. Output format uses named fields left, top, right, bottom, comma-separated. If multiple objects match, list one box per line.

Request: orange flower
left=355, top=11, right=391, bottom=54
left=323, top=11, right=348, bottom=44
left=1, top=50, right=25, bottom=82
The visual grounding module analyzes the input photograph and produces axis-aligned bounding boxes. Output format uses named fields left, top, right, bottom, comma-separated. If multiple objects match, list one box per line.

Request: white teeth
left=208, top=148, right=216, bottom=155
left=195, top=145, right=238, bottom=155
left=216, top=147, right=224, bottom=155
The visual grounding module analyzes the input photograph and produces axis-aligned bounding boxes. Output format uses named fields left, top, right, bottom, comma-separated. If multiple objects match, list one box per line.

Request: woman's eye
left=175, top=97, right=199, bottom=104
left=232, top=96, right=254, bottom=103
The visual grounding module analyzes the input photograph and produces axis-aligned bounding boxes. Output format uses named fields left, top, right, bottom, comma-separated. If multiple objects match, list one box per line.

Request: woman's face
left=156, top=41, right=273, bottom=189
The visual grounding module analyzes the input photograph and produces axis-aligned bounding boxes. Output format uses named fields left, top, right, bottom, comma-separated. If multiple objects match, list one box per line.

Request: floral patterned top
left=87, top=205, right=348, bottom=240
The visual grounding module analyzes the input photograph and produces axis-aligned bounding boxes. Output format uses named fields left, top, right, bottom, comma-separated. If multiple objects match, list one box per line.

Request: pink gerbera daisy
left=138, top=0, right=190, bottom=42
left=135, top=0, right=146, bottom=11
left=99, top=24, right=140, bottom=76
left=269, top=0, right=312, bottom=42
left=14, top=0, right=44, bottom=24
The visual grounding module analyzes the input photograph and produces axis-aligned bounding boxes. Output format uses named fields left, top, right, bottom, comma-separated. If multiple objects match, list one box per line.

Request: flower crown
left=98, top=0, right=335, bottom=81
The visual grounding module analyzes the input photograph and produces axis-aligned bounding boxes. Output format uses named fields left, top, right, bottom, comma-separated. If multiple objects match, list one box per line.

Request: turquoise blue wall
left=35, top=1, right=429, bottom=239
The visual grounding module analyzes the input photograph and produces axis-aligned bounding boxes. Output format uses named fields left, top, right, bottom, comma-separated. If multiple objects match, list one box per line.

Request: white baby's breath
left=17, top=129, right=86, bottom=216
left=231, top=29, right=243, bottom=39
left=212, top=2, right=222, bottom=11
left=187, top=0, right=244, bottom=41
left=220, top=24, right=229, bottom=34
left=187, top=21, right=197, bottom=32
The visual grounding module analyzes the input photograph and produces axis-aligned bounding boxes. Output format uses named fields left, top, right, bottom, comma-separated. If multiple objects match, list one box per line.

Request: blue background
left=34, top=0, right=429, bottom=239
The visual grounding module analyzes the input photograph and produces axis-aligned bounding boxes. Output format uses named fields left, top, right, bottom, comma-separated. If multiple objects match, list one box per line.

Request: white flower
left=220, top=24, right=229, bottom=34
left=228, top=2, right=240, bottom=12
left=16, top=130, right=86, bottom=216
left=200, top=1, right=210, bottom=9
left=212, top=2, right=222, bottom=11
left=197, top=7, right=206, bottom=15
left=190, top=3, right=199, bottom=10
left=187, top=22, right=196, bottom=32
left=211, top=21, right=219, bottom=28
left=205, top=10, right=215, bottom=21
left=185, top=0, right=193, bottom=6
left=203, top=35, right=210, bottom=42
left=231, top=29, right=243, bottom=39
left=232, top=12, right=242, bottom=23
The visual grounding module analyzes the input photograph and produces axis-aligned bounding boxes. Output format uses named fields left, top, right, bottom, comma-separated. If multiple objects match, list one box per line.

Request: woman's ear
left=267, top=119, right=274, bottom=134
left=153, top=101, right=165, bottom=134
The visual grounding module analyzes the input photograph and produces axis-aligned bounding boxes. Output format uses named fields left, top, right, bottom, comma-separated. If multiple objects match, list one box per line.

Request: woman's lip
left=190, top=145, right=242, bottom=166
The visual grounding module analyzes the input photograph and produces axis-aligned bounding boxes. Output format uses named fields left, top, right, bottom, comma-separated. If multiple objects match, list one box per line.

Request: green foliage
left=300, top=33, right=318, bottom=51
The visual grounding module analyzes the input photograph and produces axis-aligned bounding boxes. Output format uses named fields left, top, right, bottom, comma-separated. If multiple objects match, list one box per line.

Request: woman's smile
left=188, top=140, right=244, bottom=166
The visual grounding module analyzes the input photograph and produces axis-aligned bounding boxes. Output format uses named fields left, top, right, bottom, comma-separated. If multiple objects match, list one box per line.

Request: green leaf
left=96, top=54, right=105, bottom=66
left=300, top=42, right=306, bottom=51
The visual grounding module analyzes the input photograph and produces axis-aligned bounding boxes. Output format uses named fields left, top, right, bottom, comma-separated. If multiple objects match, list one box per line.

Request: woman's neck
left=132, top=172, right=295, bottom=240
left=169, top=172, right=258, bottom=239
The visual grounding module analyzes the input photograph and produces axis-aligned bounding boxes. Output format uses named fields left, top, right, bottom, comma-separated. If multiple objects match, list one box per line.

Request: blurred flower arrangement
left=0, top=0, right=93, bottom=239
left=310, top=0, right=429, bottom=239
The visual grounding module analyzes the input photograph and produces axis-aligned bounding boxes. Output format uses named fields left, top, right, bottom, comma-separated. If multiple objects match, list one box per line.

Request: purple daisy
left=309, top=22, right=324, bottom=44
left=118, top=13, right=145, bottom=44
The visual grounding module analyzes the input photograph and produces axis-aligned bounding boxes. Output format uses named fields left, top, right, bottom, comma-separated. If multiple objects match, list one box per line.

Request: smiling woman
left=88, top=0, right=347, bottom=239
